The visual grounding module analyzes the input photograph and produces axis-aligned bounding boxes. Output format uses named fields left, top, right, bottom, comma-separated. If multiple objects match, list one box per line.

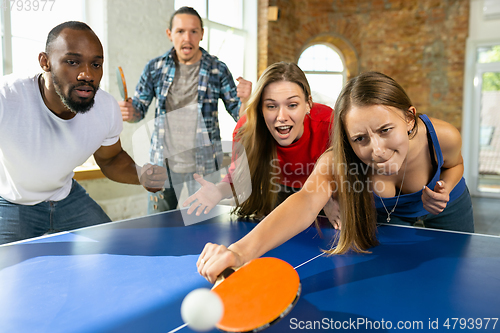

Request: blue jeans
left=0, top=180, right=111, bottom=245
left=377, top=187, right=474, bottom=233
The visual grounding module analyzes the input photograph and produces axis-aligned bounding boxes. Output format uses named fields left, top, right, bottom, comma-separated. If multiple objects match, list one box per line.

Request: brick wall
left=259, top=0, right=470, bottom=129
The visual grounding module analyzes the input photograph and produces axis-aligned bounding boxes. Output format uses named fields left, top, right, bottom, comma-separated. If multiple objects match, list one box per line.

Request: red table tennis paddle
left=212, top=257, right=300, bottom=332
left=116, top=66, right=128, bottom=100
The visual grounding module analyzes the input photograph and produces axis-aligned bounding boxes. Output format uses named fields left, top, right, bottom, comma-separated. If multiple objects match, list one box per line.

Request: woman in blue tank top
left=371, top=114, right=472, bottom=232
left=194, top=72, right=474, bottom=283
left=331, top=72, right=473, bottom=236
left=324, top=72, right=474, bottom=250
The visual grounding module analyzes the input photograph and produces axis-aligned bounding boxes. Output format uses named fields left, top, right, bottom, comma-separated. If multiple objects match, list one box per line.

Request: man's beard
left=52, top=73, right=99, bottom=114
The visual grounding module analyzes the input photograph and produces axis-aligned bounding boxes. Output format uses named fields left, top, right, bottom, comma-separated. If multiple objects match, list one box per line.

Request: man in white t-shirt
left=0, top=21, right=167, bottom=245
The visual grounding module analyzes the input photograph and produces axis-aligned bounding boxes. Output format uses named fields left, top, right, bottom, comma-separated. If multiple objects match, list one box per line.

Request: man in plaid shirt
left=119, top=6, right=252, bottom=213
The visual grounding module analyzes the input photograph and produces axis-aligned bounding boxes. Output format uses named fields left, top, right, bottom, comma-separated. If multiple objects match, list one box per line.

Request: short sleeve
left=101, top=97, right=123, bottom=146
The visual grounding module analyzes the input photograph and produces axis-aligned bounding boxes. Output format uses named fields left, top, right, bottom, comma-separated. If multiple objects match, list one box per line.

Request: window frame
left=462, top=39, right=500, bottom=198
left=1, top=4, right=13, bottom=75
left=299, top=42, right=347, bottom=80
left=297, top=42, right=347, bottom=108
left=175, top=0, right=257, bottom=145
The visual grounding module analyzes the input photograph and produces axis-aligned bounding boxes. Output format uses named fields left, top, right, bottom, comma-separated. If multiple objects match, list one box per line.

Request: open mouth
left=181, top=44, right=193, bottom=54
left=74, top=86, right=94, bottom=99
left=276, top=125, right=292, bottom=137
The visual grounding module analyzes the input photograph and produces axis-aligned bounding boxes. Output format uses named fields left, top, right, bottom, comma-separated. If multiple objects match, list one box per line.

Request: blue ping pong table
left=0, top=205, right=499, bottom=333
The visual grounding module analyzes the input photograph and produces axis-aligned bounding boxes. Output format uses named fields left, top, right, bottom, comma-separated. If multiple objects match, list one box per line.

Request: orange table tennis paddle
left=212, top=257, right=300, bottom=332
left=116, top=66, right=128, bottom=100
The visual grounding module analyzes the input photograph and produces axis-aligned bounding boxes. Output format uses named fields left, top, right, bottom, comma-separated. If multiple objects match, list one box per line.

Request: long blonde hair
left=328, top=71, right=418, bottom=254
left=233, top=62, right=312, bottom=218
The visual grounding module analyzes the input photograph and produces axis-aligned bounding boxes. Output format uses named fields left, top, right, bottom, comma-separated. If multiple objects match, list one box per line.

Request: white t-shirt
left=0, top=74, right=123, bottom=205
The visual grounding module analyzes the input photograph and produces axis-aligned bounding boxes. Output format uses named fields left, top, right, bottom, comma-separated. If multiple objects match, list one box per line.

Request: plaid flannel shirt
left=131, top=47, right=241, bottom=176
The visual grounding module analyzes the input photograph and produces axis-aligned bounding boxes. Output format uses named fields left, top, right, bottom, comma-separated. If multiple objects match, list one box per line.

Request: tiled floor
left=472, top=196, right=500, bottom=236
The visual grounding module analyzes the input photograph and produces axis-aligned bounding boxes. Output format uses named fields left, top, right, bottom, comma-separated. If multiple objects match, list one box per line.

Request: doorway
left=466, top=44, right=500, bottom=197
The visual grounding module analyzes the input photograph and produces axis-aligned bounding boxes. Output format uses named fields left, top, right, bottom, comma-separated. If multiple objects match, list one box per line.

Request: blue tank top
left=374, top=114, right=466, bottom=218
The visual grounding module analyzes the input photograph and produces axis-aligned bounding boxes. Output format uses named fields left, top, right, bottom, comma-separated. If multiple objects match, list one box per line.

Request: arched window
left=298, top=44, right=346, bottom=108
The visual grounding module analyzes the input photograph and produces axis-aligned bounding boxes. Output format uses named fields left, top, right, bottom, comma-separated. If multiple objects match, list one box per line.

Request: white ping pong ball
left=181, top=288, right=224, bottom=331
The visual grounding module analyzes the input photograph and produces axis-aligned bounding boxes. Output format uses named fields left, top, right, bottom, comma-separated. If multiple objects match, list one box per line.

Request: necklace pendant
left=387, top=216, right=391, bottom=223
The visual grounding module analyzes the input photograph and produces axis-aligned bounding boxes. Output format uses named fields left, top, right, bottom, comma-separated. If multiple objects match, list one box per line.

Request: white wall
left=468, top=0, right=500, bottom=41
